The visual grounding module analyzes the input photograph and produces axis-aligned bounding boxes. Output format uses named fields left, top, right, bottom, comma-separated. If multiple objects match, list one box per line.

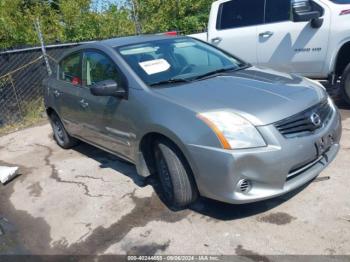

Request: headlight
left=197, top=111, right=266, bottom=149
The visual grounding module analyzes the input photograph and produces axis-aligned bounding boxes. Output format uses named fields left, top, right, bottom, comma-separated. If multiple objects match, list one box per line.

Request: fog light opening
left=237, top=179, right=252, bottom=193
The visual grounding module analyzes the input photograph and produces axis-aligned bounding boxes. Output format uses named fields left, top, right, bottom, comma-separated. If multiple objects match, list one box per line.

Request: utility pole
left=175, top=0, right=180, bottom=31
left=34, top=18, right=52, bottom=76
left=130, top=0, right=142, bottom=35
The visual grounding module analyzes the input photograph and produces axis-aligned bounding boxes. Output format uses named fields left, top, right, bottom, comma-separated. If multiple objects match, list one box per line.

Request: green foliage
left=132, top=0, right=212, bottom=34
left=0, top=0, right=63, bottom=48
left=0, top=0, right=214, bottom=49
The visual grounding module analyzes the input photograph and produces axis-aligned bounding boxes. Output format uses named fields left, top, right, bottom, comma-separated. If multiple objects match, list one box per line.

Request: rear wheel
left=340, top=63, right=350, bottom=106
left=49, top=112, right=78, bottom=149
left=154, top=139, right=198, bottom=208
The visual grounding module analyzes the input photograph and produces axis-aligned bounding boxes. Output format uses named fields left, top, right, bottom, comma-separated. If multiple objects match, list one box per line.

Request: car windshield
left=117, top=37, right=246, bottom=86
left=329, top=0, right=350, bottom=3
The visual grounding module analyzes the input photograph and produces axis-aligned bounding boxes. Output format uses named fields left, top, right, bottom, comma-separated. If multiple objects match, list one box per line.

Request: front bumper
left=187, top=108, right=342, bottom=204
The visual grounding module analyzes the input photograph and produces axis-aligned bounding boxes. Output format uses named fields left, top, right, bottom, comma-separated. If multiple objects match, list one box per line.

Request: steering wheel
left=178, top=64, right=196, bottom=75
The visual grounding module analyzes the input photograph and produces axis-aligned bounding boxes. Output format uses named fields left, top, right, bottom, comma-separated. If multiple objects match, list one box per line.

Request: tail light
left=340, top=9, right=350, bottom=15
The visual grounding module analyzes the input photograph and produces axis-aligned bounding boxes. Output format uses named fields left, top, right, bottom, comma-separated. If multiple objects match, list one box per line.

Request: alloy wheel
left=53, top=119, right=65, bottom=145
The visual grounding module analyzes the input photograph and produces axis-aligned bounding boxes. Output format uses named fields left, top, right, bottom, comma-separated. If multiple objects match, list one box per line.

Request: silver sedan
left=44, top=35, right=342, bottom=208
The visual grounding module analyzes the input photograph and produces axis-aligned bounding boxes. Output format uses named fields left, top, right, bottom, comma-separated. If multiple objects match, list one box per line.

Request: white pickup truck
left=190, top=0, right=350, bottom=105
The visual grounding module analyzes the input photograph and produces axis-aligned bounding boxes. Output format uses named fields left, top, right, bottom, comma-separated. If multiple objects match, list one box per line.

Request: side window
left=59, top=52, right=82, bottom=85
left=265, top=0, right=291, bottom=24
left=217, top=0, right=265, bottom=30
left=83, top=51, right=121, bottom=87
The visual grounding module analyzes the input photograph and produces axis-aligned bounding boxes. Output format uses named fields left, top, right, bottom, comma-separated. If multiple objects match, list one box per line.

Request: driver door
left=76, top=50, right=133, bottom=160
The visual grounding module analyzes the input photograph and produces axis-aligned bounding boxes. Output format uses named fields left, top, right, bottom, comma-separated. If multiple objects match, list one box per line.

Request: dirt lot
left=0, top=107, right=349, bottom=257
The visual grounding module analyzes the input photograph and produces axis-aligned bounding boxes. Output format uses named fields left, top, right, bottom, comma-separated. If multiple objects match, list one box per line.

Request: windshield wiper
left=192, top=65, right=248, bottom=81
left=149, top=77, right=190, bottom=87
left=149, top=64, right=250, bottom=86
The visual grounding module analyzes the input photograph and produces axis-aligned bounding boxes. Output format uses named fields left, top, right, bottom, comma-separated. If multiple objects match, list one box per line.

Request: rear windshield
left=329, top=0, right=350, bottom=4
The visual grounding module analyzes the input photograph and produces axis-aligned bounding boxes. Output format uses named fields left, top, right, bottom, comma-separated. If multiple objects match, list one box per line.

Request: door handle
left=211, top=37, right=222, bottom=44
left=79, top=99, right=89, bottom=109
left=259, top=31, right=274, bottom=38
left=53, top=90, right=61, bottom=98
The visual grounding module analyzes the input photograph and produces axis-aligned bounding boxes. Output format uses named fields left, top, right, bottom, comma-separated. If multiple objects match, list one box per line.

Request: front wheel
left=49, top=112, right=78, bottom=149
left=340, top=63, right=350, bottom=106
left=154, top=139, right=198, bottom=208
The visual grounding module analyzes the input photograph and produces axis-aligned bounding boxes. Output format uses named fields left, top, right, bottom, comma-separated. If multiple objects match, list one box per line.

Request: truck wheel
left=49, top=112, right=78, bottom=149
left=154, top=139, right=198, bottom=208
left=341, top=63, right=350, bottom=106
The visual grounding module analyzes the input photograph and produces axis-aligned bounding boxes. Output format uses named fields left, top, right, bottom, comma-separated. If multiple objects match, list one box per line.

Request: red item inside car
left=71, top=77, right=81, bottom=85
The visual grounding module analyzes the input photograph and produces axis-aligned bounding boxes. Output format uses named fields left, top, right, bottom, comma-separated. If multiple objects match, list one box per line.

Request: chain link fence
left=0, top=43, right=91, bottom=129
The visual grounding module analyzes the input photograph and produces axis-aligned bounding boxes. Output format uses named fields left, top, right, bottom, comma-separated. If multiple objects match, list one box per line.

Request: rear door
left=75, top=50, right=133, bottom=159
left=207, top=0, right=265, bottom=64
left=256, top=0, right=330, bottom=77
left=50, top=52, right=82, bottom=135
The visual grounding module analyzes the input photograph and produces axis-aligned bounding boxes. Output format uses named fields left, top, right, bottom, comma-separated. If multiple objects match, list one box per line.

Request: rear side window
left=217, top=0, right=265, bottom=30
left=265, top=0, right=292, bottom=23
left=59, top=52, right=81, bottom=85
left=83, top=51, right=121, bottom=87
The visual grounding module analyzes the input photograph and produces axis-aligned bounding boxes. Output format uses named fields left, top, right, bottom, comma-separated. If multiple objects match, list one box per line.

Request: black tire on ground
left=154, top=138, right=198, bottom=208
left=49, top=112, right=78, bottom=149
left=340, top=63, right=350, bottom=106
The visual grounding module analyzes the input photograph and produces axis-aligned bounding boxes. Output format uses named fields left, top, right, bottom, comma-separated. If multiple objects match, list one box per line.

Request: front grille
left=274, top=100, right=333, bottom=137
left=286, top=155, right=323, bottom=181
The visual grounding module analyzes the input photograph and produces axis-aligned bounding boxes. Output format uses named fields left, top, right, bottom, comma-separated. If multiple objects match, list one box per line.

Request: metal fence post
left=34, top=18, right=52, bottom=76
left=8, top=75, right=23, bottom=120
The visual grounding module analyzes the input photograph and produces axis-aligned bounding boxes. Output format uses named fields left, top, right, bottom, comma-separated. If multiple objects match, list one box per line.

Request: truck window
left=216, top=0, right=264, bottom=30
left=265, top=0, right=291, bottom=24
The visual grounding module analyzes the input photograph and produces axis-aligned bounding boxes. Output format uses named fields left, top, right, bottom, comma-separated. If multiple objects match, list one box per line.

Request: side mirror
left=291, top=0, right=321, bottom=22
left=90, top=80, right=127, bottom=99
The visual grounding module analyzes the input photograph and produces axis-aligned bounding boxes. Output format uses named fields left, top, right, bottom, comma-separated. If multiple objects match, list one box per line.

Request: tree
left=0, top=0, right=214, bottom=49
left=129, top=0, right=213, bottom=34
left=0, top=0, right=62, bottom=49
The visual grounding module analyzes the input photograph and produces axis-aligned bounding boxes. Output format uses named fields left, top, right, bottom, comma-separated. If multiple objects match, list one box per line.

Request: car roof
left=58, top=34, right=187, bottom=62
left=99, top=34, right=184, bottom=48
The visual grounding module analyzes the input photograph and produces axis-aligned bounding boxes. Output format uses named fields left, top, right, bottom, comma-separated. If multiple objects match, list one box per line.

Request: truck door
left=257, top=0, right=330, bottom=77
left=207, top=0, right=265, bottom=64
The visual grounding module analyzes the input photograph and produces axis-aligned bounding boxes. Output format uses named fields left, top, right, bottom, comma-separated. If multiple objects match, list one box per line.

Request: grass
left=0, top=99, right=48, bottom=136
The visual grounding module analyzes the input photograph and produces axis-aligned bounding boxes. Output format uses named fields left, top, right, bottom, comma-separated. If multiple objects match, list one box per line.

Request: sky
left=91, top=0, right=125, bottom=12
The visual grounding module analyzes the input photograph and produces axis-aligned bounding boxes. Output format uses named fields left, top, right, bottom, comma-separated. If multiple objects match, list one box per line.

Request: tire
left=340, top=63, right=350, bottom=106
left=154, top=139, right=198, bottom=208
left=49, top=112, right=78, bottom=149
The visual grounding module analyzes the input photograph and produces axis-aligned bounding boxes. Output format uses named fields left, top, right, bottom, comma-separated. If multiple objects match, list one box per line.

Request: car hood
left=152, top=67, right=326, bottom=126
